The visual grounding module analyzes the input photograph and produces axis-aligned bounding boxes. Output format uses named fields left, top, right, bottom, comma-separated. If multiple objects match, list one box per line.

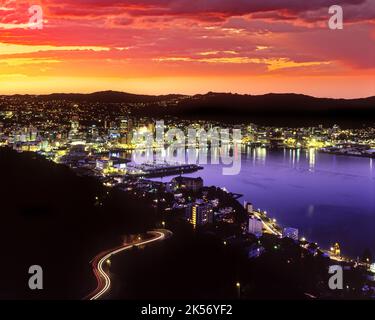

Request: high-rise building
left=282, top=227, right=299, bottom=241
left=128, top=118, right=134, bottom=132
left=244, top=201, right=253, bottom=214
left=186, top=200, right=213, bottom=227
left=89, top=125, right=99, bottom=140
left=248, top=216, right=263, bottom=237
left=147, top=122, right=155, bottom=133
left=119, top=117, right=128, bottom=134
left=28, top=126, right=38, bottom=141
left=69, top=116, right=80, bottom=140
left=70, top=116, right=79, bottom=133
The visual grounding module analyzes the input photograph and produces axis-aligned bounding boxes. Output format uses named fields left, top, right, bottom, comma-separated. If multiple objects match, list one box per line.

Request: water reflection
left=370, top=158, right=373, bottom=175
left=121, top=146, right=322, bottom=171
left=195, top=149, right=374, bottom=256
left=122, top=146, right=375, bottom=256
left=309, top=148, right=316, bottom=170
left=255, top=147, right=267, bottom=165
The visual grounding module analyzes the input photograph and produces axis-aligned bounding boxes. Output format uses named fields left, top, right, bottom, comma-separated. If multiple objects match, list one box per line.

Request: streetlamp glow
left=236, top=282, right=241, bottom=299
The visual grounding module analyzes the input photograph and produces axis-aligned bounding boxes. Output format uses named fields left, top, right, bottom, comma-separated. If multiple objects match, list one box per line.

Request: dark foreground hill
left=0, top=147, right=155, bottom=299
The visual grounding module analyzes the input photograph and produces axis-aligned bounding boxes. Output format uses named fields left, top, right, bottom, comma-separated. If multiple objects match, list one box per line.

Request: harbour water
left=150, top=147, right=375, bottom=257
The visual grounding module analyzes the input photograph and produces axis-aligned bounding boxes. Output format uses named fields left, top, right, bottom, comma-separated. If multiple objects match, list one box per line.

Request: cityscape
left=0, top=0, right=374, bottom=306
left=1, top=92, right=375, bottom=300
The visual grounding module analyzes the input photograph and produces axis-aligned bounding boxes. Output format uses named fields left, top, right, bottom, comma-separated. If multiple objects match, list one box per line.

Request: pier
left=126, top=163, right=203, bottom=178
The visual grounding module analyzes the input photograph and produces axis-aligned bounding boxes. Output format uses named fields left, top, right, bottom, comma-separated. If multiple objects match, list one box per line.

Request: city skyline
left=1, top=0, right=375, bottom=302
left=0, top=0, right=374, bottom=97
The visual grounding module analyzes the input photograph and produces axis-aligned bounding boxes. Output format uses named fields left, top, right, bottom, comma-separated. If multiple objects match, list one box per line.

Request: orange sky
left=0, top=0, right=374, bottom=97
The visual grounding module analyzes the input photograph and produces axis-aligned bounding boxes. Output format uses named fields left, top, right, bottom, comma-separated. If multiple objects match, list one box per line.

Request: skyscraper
left=186, top=201, right=213, bottom=227
left=248, top=216, right=263, bottom=237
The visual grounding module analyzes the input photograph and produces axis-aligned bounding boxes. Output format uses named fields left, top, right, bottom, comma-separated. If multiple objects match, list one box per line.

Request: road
left=252, top=210, right=363, bottom=266
left=252, top=211, right=282, bottom=236
left=85, top=229, right=171, bottom=300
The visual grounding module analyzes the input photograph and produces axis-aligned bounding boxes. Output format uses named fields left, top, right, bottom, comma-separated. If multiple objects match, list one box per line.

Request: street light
left=236, top=282, right=241, bottom=299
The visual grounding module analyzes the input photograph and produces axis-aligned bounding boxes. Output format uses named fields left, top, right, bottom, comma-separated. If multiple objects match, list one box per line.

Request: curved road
left=86, top=229, right=171, bottom=300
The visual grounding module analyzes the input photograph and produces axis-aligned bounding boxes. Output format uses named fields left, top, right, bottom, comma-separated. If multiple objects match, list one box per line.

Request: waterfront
left=151, top=147, right=375, bottom=258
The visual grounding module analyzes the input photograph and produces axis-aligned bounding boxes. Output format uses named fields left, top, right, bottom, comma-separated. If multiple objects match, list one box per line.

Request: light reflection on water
left=123, top=146, right=375, bottom=257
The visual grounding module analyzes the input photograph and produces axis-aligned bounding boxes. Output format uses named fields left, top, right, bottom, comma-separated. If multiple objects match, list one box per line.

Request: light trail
left=86, top=230, right=168, bottom=300
left=253, top=211, right=364, bottom=266
left=253, top=211, right=282, bottom=237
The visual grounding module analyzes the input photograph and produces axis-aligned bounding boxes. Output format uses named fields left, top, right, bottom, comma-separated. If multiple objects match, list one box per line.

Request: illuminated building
left=186, top=201, right=213, bottom=227
left=70, top=116, right=79, bottom=133
left=127, top=118, right=134, bottom=132
left=89, top=125, right=99, bottom=140
left=96, top=158, right=113, bottom=170
left=248, top=216, right=263, bottom=237
left=170, top=176, right=203, bottom=192
left=332, top=242, right=341, bottom=256
left=69, top=116, right=81, bottom=140
left=119, top=117, right=128, bottom=134
left=282, top=227, right=299, bottom=241
left=28, top=126, right=38, bottom=141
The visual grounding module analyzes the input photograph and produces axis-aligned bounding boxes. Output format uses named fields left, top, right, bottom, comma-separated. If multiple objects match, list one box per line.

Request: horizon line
left=1, top=90, right=374, bottom=100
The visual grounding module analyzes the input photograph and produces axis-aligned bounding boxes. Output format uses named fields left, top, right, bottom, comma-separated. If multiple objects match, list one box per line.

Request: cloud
left=0, top=57, right=60, bottom=66
left=41, top=0, right=373, bottom=23
left=153, top=55, right=331, bottom=71
left=0, top=0, right=373, bottom=98
left=0, top=43, right=110, bottom=55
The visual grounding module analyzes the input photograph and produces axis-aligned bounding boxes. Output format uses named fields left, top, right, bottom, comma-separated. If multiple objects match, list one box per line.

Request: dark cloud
left=41, top=0, right=373, bottom=24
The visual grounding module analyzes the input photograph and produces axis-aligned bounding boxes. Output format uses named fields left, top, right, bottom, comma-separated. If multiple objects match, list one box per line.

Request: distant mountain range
left=5, top=90, right=375, bottom=126
left=10, top=90, right=185, bottom=103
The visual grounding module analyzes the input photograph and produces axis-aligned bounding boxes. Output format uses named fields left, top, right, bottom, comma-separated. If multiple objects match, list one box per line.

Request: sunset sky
left=0, top=0, right=374, bottom=97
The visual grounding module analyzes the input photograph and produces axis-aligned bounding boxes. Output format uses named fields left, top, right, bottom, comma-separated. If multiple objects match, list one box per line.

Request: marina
left=125, top=162, right=204, bottom=178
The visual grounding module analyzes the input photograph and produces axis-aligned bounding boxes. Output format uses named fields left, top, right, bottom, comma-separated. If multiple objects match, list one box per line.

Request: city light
left=1, top=0, right=374, bottom=303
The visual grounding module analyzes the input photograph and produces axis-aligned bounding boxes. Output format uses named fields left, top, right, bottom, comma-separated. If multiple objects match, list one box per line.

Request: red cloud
left=39, top=0, right=373, bottom=23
